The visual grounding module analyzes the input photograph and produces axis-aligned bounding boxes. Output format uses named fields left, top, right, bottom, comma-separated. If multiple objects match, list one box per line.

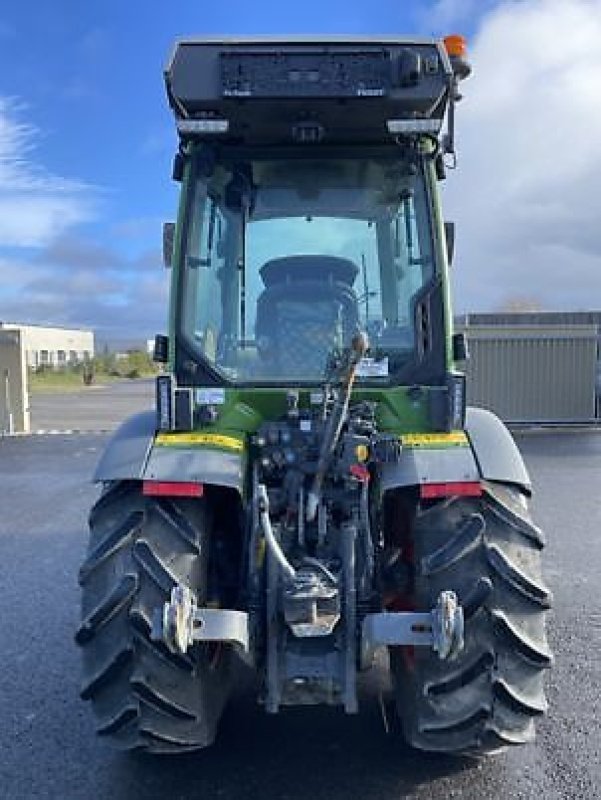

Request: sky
left=0, top=0, right=599, bottom=346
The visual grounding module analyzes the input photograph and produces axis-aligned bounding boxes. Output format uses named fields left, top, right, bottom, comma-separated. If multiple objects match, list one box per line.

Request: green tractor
left=76, top=35, right=551, bottom=755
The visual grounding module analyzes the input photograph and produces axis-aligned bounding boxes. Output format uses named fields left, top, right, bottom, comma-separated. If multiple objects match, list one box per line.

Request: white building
left=0, top=322, right=94, bottom=368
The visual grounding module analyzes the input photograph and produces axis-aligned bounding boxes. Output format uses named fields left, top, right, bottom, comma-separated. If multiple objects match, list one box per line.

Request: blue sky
left=1, top=0, right=600, bottom=345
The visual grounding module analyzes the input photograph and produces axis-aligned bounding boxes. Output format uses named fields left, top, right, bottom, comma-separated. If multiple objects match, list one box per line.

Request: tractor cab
left=162, top=37, right=471, bottom=427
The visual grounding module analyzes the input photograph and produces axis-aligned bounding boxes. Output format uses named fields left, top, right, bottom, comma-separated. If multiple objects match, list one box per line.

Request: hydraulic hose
left=306, top=331, right=369, bottom=522
left=257, top=484, right=296, bottom=580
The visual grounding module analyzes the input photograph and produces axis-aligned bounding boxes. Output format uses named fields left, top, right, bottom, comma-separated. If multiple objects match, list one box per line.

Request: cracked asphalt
left=0, top=392, right=600, bottom=798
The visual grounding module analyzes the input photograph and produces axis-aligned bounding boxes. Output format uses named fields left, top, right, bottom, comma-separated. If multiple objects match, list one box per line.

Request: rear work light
left=142, top=481, right=204, bottom=498
left=420, top=481, right=482, bottom=500
left=387, top=118, right=441, bottom=135
left=176, top=118, right=229, bottom=135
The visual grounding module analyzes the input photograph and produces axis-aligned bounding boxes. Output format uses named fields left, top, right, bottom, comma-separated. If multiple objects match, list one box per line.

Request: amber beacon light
left=443, top=34, right=471, bottom=82
left=444, top=34, right=467, bottom=58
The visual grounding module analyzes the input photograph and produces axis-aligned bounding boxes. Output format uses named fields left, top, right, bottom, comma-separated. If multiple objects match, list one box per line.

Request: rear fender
left=94, top=411, right=156, bottom=482
left=143, top=435, right=244, bottom=494
left=94, top=412, right=245, bottom=494
left=465, top=407, right=531, bottom=493
left=379, top=409, right=530, bottom=494
left=379, top=434, right=480, bottom=492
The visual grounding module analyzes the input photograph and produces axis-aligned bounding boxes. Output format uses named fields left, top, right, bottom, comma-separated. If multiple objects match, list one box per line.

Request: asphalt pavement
left=28, top=379, right=154, bottom=432
left=0, top=424, right=600, bottom=799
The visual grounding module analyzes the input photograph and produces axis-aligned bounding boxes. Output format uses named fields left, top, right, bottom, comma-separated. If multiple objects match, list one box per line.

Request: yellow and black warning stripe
left=155, top=432, right=245, bottom=452
left=400, top=431, right=469, bottom=449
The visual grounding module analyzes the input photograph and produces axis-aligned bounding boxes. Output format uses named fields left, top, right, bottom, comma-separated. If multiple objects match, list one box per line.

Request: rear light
left=349, top=464, right=370, bottom=482
left=142, top=481, right=204, bottom=498
left=420, top=481, right=482, bottom=500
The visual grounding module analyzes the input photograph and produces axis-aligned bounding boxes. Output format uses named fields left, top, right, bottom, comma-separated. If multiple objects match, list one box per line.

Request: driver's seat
left=255, top=255, right=359, bottom=378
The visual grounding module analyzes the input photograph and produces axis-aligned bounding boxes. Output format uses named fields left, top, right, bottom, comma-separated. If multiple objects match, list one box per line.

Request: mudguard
left=465, top=406, right=531, bottom=492
left=380, top=431, right=480, bottom=492
left=380, top=408, right=530, bottom=493
left=143, top=432, right=244, bottom=494
left=94, top=413, right=245, bottom=494
left=94, top=411, right=156, bottom=482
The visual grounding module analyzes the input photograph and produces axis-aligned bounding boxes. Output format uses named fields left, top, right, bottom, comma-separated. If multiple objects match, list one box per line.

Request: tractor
left=76, top=35, right=551, bottom=755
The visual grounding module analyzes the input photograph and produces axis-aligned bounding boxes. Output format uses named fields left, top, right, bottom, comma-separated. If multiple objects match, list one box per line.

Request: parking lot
left=0, top=383, right=600, bottom=799
left=28, top=378, right=154, bottom=432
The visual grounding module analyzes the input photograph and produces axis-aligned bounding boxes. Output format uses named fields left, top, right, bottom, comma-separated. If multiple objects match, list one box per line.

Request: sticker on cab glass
left=195, top=388, right=225, bottom=405
left=356, top=357, right=389, bottom=378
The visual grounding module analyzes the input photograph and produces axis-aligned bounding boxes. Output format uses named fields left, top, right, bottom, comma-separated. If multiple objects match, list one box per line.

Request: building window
left=40, top=350, right=49, bottom=365
left=83, top=350, right=91, bottom=362
left=57, top=350, right=66, bottom=364
left=69, top=350, right=77, bottom=363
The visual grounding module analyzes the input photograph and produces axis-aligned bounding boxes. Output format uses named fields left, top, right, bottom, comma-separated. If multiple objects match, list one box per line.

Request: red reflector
left=142, top=481, right=204, bottom=498
left=349, top=464, right=370, bottom=482
left=420, top=481, right=482, bottom=499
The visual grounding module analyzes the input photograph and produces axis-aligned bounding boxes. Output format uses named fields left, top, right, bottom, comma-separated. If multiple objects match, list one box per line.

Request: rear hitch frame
left=151, top=584, right=250, bottom=655
left=361, top=590, right=464, bottom=667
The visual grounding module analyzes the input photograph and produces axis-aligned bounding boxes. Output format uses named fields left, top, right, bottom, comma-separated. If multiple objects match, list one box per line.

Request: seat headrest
left=260, top=255, right=358, bottom=288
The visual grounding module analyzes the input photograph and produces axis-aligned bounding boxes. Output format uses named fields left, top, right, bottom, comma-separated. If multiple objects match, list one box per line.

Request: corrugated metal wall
left=457, top=311, right=601, bottom=328
left=460, top=325, right=599, bottom=424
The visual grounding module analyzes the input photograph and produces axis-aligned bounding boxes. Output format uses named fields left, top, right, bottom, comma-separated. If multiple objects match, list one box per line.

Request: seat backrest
left=255, top=255, right=359, bottom=377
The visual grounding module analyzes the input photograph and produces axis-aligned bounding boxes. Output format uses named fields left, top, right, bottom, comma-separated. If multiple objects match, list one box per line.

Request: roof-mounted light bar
left=176, top=118, right=229, bottom=135
left=165, top=38, right=455, bottom=147
left=386, top=118, right=442, bottom=135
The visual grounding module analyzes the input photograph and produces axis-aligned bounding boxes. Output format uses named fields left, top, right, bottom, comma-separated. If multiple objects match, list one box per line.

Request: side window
left=393, top=196, right=427, bottom=325
left=184, top=193, right=225, bottom=363
left=372, top=178, right=434, bottom=357
left=354, top=229, right=381, bottom=331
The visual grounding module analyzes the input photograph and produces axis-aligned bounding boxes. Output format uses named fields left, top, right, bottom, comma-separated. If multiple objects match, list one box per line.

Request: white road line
left=1, top=429, right=111, bottom=437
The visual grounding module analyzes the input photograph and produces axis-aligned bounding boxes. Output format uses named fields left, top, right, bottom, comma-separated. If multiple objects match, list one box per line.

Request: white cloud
left=0, top=251, right=167, bottom=337
left=444, top=0, right=601, bottom=311
left=0, top=98, right=96, bottom=247
left=0, top=97, right=164, bottom=336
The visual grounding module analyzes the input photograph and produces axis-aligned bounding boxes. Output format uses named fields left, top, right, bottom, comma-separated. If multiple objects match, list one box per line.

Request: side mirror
left=444, top=221, right=455, bottom=266
left=452, top=331, right=468, bottom=363
left=153, top=334, right=169, bottom=364
left=172, top=152, right=184, bottom=182
left=435, top=153, right=446, bottom=181
left=162, top=222, right=175, bottom=269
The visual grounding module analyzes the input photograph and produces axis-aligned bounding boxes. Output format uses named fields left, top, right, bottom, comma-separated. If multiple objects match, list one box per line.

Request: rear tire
left=76, top=482, right=231, bottom=754
left=390, top=482, right=552, bottom=755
